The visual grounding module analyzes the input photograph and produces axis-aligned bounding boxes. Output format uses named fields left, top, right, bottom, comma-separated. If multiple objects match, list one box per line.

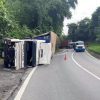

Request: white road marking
left=14, top=66, right=38, bottom=100
left=85, top=50, right=95, bottom=58
left=71, top=52, right=100, bottom=80
left=86, top=50, right=100, bottom=61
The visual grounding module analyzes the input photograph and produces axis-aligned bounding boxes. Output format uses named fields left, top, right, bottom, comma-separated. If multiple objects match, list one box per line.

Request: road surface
left=17, top=49, right=100, bottom=100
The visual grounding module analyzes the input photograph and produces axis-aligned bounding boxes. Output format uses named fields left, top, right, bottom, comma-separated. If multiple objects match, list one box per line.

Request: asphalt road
left=19, top=49, right=100, bottom=100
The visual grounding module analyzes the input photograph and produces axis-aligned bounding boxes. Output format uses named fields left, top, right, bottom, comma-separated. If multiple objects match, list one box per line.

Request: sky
left=63, top=0, right=100, bottom=35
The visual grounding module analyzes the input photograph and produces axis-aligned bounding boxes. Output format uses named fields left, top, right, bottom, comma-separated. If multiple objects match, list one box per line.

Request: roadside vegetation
left=67, top=7, right=100, bottom=55
left=67, top=7, right=100, bottom=43
left=0, top=0, right=78, bottom=38
left=88, top=43, right=100, bottom=54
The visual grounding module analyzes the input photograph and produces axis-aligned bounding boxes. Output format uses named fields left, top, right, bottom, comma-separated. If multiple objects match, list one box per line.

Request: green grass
left=88, top=43, right=100, bottom=54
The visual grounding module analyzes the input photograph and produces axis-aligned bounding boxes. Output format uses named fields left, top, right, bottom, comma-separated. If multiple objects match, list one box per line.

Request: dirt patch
left=0, top=59, right=28, bottom=100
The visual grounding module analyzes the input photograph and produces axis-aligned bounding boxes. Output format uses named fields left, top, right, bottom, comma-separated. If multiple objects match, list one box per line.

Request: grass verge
left=87, top=43, right=100, bottom=54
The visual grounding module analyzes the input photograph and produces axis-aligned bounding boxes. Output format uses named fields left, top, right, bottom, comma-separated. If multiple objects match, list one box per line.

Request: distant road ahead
left=19, top=49, right=100, bottom=100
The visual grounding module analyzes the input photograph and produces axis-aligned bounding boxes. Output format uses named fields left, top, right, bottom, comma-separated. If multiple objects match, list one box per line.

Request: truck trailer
left=4, top=39, right=52, bottom=70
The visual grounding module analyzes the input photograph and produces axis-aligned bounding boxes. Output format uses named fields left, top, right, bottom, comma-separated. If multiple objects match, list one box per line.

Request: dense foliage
left=68, top=7, right=100, bottom=42
left=0, top=0, right=11, bottom=39
left=88, top=43, right=100, bottom=54
left=4, top=0, right=77, bottom=38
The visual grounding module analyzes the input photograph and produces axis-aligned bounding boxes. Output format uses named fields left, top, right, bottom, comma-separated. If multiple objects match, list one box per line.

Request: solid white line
left=14, top=66, right=38, bottom=100
left=71, top=52, right=100, bottom=80
left=85, top=50, right=99, bottom=60
left=85, top=50, right=95, bottom=58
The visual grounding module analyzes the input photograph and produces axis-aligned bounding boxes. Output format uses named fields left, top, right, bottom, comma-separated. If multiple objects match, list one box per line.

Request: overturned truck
left=4, top=39, right=51, bottom=70
left=34, top=31, right=58, bottom=58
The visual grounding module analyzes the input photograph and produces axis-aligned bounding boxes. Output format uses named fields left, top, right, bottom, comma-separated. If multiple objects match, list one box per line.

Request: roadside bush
left=88, top=43, right=100, bottom=54
left=8, top=25, right=34, bottom=39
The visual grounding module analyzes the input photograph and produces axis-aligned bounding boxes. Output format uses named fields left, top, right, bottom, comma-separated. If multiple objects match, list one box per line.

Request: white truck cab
left=74, top=41, right=85, bottom=52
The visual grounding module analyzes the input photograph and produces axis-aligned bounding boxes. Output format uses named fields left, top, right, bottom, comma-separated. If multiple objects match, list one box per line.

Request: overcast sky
left=63, top=0, right=100, bottom=35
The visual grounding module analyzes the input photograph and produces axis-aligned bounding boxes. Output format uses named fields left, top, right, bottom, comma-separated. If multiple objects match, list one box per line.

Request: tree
left=91, top=7, right=100, bottom=42
left=6, top=0, right=77, bottom=36
left=76, top=18, right=91, bottom=41
left=68, top=23, right=78, bottom=41
left=68, top=18, right=91, bottom=42
left=67, top=6, right=100, bottom=42
left=0, top=0, right=11, bottom=38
